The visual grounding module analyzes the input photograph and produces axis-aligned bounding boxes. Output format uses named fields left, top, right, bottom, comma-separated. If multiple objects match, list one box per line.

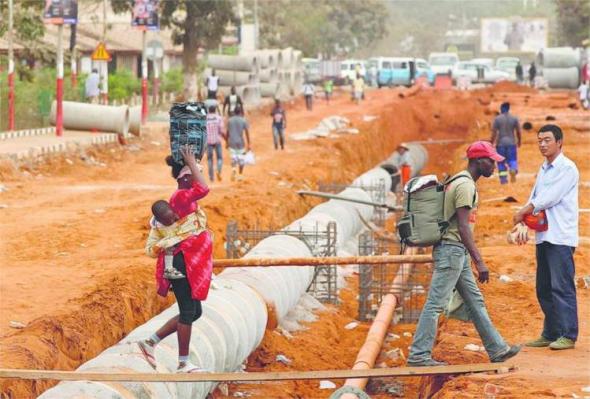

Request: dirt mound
left=489, top=81, right=537, bottom=93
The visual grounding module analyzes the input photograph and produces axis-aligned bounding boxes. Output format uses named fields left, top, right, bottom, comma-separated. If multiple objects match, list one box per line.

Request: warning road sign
left=91, top=42, right=111, bottom=61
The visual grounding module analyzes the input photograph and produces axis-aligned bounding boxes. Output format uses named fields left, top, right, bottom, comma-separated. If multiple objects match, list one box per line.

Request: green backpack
left=396, top=174, right=473, bottom=247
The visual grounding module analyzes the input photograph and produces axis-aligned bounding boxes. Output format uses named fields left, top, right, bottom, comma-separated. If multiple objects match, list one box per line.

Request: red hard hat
left=523, top=210, right=548, bottom=232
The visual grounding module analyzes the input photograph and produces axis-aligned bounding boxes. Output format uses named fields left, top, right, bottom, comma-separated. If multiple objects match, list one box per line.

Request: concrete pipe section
left=38, top=160, right=403, bottom=399
left=540, top=47, right=583, bottom=68
left=259, top=68, right=278, bottom=83
left=260, top=82, right=280, bottom=98
left=207, top=54, right=259, bottom=73
left=380, top=142, right=428, bottom=191
left=50, top=101, right=130, bottom=136
left=129, top=106, right=141, bottom=136
left=205, top=69, right=257, bottom=86
left=543, top=67, right=581, bottom=89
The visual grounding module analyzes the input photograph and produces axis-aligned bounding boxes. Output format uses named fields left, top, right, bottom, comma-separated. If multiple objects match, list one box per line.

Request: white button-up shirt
left=529, top=152, right=579, bottom=247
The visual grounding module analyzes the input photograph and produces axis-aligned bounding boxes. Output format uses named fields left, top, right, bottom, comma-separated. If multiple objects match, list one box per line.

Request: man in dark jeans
left=270, top=99, right=286, bottom=150
left=407, top=141, right=521, bottom=367
left=514, top=124, right=579, bottom=350
left=491, top=102, right=521, bottom=184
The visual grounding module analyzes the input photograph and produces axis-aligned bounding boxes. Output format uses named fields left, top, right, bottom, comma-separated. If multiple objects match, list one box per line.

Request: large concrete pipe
left=540, top=47, right=583, bottom=68
left=40, top=163, right=384, bottom=399
left=293, top=50, right=303, bottom=68
left=291, top=70, right=304, bottom=94
left=543, top=67, right=581, bottom=89
left=281, top=47, right=294, bottom=67
left=205, top=69, right=257, bottom=86
left=50, top=101, right=129, bottom=136
left=207, top=54, right=259, bottom=73
left=129, top=106, right=141, bottom=136
left=260, top=82, right=280, bottom=98
left=353, top=167, right=393, bottom=194
left=259, top=68, right=278, bottom=83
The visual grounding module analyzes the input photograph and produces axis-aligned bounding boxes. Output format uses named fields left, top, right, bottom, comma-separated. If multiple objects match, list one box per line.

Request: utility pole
left=56, top=23, right=64, bottom=136
left=7, top=0, right=15, bottom=131
left=101, top=0, right=109, bottom=104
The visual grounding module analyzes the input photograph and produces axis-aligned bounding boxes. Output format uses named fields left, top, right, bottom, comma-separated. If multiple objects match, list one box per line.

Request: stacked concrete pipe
left=39, top=159, right=413, bottom=398
left=539, top=47, right=583, bottom=89
left=50, top=101, right=130, bottom=137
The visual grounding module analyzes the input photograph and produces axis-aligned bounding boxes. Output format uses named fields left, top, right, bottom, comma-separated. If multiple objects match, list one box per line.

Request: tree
left=111, top=0, right=236, bottom=99
left=553, top=0, right=590, bottom=47
left=255, top=0, right=388, bottom=58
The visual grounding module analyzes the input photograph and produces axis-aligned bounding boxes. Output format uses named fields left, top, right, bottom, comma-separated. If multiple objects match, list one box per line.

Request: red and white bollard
left=56, top=24, right=64, bottom=137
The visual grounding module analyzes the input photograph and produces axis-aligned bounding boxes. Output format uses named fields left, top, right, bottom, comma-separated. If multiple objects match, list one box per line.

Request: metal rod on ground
left=213, top=254, right=432, bottom=268
left=297, top=190, right=402, bottom=212
left=0, top=363, right=515, bottom=383
left=341, top=247, right=417, bottom=398
left=7, top=0, right=15, bottom=131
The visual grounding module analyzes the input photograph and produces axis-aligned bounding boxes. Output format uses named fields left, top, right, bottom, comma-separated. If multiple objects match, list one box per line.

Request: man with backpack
left=406, top=141, right=521, bottom=367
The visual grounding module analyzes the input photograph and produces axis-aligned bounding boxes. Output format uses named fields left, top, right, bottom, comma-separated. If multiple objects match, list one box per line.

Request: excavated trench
left=0, top=88, right=496, bottom=398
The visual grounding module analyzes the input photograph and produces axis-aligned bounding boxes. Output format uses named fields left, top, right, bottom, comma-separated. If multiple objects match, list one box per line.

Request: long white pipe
left=39, top=164, right=400, bottom=399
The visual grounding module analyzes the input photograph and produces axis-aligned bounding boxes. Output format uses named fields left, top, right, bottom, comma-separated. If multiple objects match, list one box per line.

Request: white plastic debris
left=363, top=115, right=378, bottom=122
left=276, top=354, right=292, bottom=365
left=387, top=333, right=401, bottom=341
left=319, top=380, right=337, bottom=389
left=411, top=285, right=426, bottom=295
left=344, top=321, right=359, bottom=330
left=499, top=275, right=514, bottom=283
left=402, top=332, right=412, bottom=338
left=150, top=141, right=161, bottom=146
left=582, top=387, right=590, bottom=393
left=9, top=321, right=26, bottom=329
left=0, top=184, right=6, bottom=193
left=464, top=343, right=482, bottom=352
left=65, top=158, right=74, bottom=165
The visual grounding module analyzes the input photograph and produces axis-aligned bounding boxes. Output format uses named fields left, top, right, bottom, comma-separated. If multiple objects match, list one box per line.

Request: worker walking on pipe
left=513, top=124, right=579, bottom=351
left=206, top=105, right=226, bottom=182
left=407, top=141, right=521, bottom=367
left=139, top=145, right=213, bottom=373
left=490, top=102, right=521, bottom=184
left=270, top=99, right=286, bottom=150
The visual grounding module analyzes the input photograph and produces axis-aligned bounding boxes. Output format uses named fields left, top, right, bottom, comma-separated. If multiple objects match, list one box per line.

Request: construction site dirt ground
left=0, top=84, right=588, bottom=398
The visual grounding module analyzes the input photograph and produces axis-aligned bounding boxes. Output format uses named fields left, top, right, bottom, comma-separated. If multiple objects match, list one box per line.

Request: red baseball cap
left=466, top=141, right=505, bottom=162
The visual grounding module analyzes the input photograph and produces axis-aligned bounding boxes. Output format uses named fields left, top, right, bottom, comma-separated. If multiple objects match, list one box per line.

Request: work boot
left=549, top=337, right=575, bottom=350
left=525, top=336, right=552, bottom=347
left=406, top=358, right=448, bottom=367
left=491, top=345, right=521, bottom=363
left=510, top=170, right=517, bottom=183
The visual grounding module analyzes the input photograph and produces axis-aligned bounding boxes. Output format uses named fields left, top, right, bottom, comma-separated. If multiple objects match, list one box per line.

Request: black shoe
left=491, top=345, right=521, bottom=363
left=407, top=358, right=448, bottom=367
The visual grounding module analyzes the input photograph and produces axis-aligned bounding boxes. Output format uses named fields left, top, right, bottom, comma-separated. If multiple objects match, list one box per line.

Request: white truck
left=428, top=52, right=460, bottom=76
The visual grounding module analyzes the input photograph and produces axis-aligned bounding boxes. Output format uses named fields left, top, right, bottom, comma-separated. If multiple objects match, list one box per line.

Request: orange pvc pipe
left=341, top=248, right=417, bottom=397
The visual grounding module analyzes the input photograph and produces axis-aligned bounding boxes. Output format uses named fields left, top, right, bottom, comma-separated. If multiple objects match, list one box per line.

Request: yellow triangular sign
left=91, top=42, right=112, bottom=61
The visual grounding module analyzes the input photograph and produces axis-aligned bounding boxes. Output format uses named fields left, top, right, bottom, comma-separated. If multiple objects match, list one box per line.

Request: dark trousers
left=536, top=242, right=578, bottom=341
left=305, top=95, right=313, bottom=111
left=171, top=252, right=202, bottom=325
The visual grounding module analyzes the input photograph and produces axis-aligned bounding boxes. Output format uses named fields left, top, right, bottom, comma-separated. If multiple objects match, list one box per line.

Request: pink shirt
left=206, top=114, right=225, bottom=145
left=169, top=181, right=210, bottom=218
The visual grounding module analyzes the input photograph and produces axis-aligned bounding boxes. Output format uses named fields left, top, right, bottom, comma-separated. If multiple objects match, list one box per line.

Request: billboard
left=132, top=0, right=159, bottom=31
left=43, top=0, right=78, bottom=25
left=481, top=18, right=548, bottom=53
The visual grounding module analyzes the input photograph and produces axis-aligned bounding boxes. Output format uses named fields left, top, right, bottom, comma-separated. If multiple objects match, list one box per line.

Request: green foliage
left=0, top=0, right=45, bottom=42
left=161, top=67, right=183, bottom=94
left=553, top=0, right=590, bottom=46
left=256, top=0, right=388, bottom=57
left=108, top=69, right=141, bottom=101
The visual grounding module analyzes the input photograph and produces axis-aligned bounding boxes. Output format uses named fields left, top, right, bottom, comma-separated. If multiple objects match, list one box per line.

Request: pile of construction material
left=291, top=116, right=359, bottom=141
left=540, top=47, right=585, bottom=89
left=206, top=48, right=304, bottom=106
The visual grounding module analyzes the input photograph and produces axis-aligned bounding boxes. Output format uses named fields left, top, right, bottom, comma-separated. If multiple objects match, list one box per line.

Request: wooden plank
left=213, top=254, right=432, bottom=268
left=0, top=363, right=515, bottom=383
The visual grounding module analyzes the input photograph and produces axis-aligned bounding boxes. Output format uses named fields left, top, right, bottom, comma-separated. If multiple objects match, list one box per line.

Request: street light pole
left=56, top=24, right=64, bottom=136
left=141, top=30, right=148, bottom=124
left=8, top=0, right=15, bottom=131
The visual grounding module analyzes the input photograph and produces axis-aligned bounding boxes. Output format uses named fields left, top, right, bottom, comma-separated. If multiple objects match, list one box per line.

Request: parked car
left=471, top=58, right=495, bottom=69
left=415, top=58, right=435, bottom=84
left=496, top=57, right=520, bottom=81
left=452, top=61, right=511, bottom=83
left=340, top=59, right=366, bottom=83
left=428, top=52, right=460, bottom=75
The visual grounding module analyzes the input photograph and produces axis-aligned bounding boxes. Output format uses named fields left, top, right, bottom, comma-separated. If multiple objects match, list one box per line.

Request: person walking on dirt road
left=227, top=104, right=252, bottom=181
left=407, top=141, right=521, bottom=367
left=206, top=105, right=226, bottom=182
left=529, top=62, right=537, bottom=87
left=302, top=82, right=315, bottom=111
left=139, top=146, right=213, bottom=373
left=513, top=124, right=579, bottom=351
left=270, top=99, right=287, bottom=150
left=491, top=102, right=521, bottom=184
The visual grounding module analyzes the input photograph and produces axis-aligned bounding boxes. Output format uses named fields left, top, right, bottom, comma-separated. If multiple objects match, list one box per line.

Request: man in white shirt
left=577, top=80, right=589, bottom=110
left=206, top=69, right=219, bottom=100
left=302, top=82, right=315, bottom=111
left=514, top=124, right=579, bottom=350
left=85, top=69, right=100, bottom=104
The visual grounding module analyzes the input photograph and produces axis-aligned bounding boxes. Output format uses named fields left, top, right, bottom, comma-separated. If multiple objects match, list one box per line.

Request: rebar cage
left=225, top=219, right=339, bottom=303
left=357, top=231, right=432, bottom=323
